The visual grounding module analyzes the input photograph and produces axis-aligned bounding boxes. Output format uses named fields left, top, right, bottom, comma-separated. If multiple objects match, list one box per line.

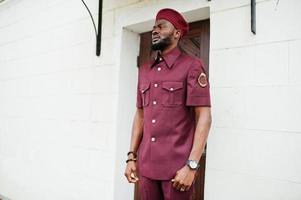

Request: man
left=124, top=8, right=212, bottom=200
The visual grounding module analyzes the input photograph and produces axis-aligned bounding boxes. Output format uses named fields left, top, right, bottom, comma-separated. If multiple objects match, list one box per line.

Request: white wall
left=0, top=0, right=118, bottom=199
left=207, top=0, right=301, bottom=199
left=113, top=28, right=140, bottom=200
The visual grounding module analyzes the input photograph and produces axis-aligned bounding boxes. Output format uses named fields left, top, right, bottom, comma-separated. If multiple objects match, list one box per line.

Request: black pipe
left=251, top=0, right=256, bottom=34
left=96, top=0, right=103, bottom=56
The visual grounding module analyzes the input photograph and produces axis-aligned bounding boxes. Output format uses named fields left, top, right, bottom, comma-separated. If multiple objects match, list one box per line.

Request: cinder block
left=91, top=94, right=118, bottom=122
left=289, top=40, right=301, bottom=85
left=205, top=168, right=301, bottom=200
left=252, top=42, right=289, bottom=86
left=256, top=0, right=301, bottom=43
left=91, top=36, right=117, bottom=66
left=91, top=65, right=119, bottom=94
left=69, top=68, right=92, bottom=94
left=210, top=0, right=250, bottom=12
left=103, top=0, right=140, bottom=10
left=211, top=87, right=247, bottom=129
left=210, top=5, right=253, bottom=50
left=1, top=18, right=94, bottom=61
left=207, top=127, right=301, bottom=183
left=102, top=11, right=115, bottom=38
left=245, top=86, right=292, bottom=131
left=66, top=121, right=113, bottom=151
left=210, top=46, right=254, bottom=87
left=286, top=86, right=301, bottom=132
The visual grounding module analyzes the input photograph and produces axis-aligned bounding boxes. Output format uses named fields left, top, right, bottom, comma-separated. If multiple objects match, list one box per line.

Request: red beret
left=156, top=8, right=189, bottom=38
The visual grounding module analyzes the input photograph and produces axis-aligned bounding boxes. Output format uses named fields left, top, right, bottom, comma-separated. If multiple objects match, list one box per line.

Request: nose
left=152, top=27, right=159, bottom=36
left=152, top=32, right=158, bottom=38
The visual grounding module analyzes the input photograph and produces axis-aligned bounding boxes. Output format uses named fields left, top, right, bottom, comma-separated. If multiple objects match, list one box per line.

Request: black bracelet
left=127, top=151, right=137, bottom=158
left=126, top=158, right=137, bottom=163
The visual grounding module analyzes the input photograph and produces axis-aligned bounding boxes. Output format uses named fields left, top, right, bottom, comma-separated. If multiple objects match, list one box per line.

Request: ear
left=174, top=29, right=181, bottom=40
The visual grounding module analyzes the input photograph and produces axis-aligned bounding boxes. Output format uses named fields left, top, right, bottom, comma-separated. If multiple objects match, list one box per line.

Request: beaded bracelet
left=127, top=151, right=137, bottom=158
left=126, top=158, right=137, bottom=163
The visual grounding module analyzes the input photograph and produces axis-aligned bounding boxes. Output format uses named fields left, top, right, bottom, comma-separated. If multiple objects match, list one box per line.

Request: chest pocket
left=161, top=81, right=184, bottom=107
left=140, top=82, right=150, bottom=107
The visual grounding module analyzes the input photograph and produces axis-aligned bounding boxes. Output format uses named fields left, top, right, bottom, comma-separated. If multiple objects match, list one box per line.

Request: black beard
left=151, top=36, right=172, bottom=51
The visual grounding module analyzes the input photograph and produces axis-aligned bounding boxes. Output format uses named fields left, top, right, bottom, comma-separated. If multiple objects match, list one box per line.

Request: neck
left=161, top=43, right=178, bottom=55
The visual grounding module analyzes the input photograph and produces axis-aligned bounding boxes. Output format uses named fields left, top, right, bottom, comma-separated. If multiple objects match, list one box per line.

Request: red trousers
left=139, top=175, right=194, bottom=200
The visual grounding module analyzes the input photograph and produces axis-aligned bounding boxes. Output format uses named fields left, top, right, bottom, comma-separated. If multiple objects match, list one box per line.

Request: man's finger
left=180, top=187, right=186, bottom=192
left=128, top=176, right=137, bottom=183
left=176, top=182, right=182, bottom=190
left=125, top=170, right=136, bottom=183
left=126, top=171, right=137, bottom=183
left=130, top=178, right=138, bottom=183
left=125, top=172, right=132, bottom=183
left=172, top=179, right=179, bottom=188
left=131, top=172, right=139, bottom=181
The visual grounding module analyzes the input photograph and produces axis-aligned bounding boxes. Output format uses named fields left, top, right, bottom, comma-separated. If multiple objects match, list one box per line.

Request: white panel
left=207, top=127, right=301, bottom=183
left=205, top=168, right=301, bottom=200
left=211, top=5, right=253, bottom=49
left=289, top=40, right=301, bottom=85
left=210, top=47, right=254, bottom=87
left=252, top=42, right=289, bottom=86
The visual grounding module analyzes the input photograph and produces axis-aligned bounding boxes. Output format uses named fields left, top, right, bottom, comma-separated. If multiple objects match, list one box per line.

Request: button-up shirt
left=136, top=47, right=211, bottom=180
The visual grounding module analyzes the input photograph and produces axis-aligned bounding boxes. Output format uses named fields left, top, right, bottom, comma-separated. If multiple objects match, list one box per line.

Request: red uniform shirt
left=136, top=47, right=211, bottom=180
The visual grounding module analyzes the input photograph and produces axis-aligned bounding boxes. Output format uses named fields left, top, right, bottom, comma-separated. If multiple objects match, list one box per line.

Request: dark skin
left=124, top=19, right=212, bottom=192
left=151, top=19, right=181, bottom=54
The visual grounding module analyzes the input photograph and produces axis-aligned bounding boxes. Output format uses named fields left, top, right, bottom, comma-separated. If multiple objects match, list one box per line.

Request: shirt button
left=151, top=137, right=156, bottom=142
left=154, top=83, right=158, bottom=88
left=159, top=57, right=162, bottom=61
left=152, top=119, right=156, bottom=123
left=157, top=67, right=161, bottom=71
left=170, top=87, right=174, bottom=91
left=153, top=101, right=157, bottom=105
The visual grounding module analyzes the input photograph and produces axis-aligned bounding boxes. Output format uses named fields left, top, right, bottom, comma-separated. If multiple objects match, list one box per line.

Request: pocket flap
left=162, top=81, right=183, bottom=91
left=140, top=82, right=150, bottom=93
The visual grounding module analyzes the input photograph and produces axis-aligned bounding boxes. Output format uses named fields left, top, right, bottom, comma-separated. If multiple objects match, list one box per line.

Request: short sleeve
left=136, top=69, right=143, bottom=108
left=186, top=59, right=211, bottom=107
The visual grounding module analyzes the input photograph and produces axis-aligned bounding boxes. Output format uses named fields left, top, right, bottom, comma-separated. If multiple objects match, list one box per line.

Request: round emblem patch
left=198, top=73, right=207, bottom=87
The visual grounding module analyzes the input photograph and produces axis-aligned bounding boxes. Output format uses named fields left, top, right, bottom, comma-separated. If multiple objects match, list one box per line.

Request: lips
left=152, top=36, right=161, bottom=42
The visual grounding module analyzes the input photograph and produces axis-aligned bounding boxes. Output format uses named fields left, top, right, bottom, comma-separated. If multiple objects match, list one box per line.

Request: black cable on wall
left=80, top=0, right=102, bottom=56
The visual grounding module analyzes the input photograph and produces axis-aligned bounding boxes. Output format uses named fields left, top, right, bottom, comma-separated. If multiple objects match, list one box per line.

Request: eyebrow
left=153, top=22, right=167, bottom=29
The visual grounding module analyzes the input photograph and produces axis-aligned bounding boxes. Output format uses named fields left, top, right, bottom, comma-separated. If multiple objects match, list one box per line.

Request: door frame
left=113, top=6, right=210, bottom=200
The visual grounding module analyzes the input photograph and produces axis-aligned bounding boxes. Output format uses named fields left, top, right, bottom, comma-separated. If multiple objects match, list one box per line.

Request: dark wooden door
left=135, top=19, right=210, bottom=200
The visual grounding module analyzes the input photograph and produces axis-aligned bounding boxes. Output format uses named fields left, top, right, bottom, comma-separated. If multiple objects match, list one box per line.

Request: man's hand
left=124, top=161, right=139, bottom=183
left=171, top=165, right=197, bottom=191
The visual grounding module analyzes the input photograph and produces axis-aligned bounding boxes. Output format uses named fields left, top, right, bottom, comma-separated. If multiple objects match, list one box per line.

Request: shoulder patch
left=197, top=73, right=207, bottom=87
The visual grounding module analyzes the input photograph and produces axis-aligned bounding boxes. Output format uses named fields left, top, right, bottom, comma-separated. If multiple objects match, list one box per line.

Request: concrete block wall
left=0, top=0, right=120, bottom=199
left=208, top=0, right=301, bottom=199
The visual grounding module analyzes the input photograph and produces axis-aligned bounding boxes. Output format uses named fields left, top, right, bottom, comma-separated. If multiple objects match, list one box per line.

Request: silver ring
left=180, top=188, right=185, bottom=192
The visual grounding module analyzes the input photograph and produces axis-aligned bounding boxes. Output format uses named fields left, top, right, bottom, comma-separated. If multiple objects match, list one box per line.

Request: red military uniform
left=136, top=47, right=211, bottom=180
left=135, top=8, right=211, bottom=199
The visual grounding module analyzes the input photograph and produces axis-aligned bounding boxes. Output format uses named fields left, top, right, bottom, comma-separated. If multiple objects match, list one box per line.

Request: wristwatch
left=186, top=160, right=200, bottom=170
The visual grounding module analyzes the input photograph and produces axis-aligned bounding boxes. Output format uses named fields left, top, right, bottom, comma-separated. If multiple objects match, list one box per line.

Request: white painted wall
left=0, top=0, right=118, bottom=199
left=207, top=0, right=301, bottom=199
left=0, top=0, right=301, bottom=200
left=113, top=28, right=140, bottom=200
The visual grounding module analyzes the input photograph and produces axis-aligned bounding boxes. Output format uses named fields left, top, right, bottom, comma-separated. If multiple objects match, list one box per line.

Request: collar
left=150, top=47, right=181, bottom=69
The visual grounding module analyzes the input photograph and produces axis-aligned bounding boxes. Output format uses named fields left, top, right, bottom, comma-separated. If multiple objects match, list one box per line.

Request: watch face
left=190, top=160, right=198, bottom=169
